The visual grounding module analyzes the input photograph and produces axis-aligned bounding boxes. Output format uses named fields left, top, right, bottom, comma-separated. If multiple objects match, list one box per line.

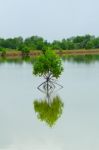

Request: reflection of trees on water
left=62, top=55, right=99, bottom=64
left=0, top=55, right=99, bottom=64
left=33, top=78, right=64, bottom=127
left=34, top=96, right=64, bottom=127
left=0, top=57, right=36, bottom=65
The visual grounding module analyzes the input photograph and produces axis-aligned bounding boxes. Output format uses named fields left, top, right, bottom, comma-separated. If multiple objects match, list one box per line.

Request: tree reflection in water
left=33, top=78, right=64, bottom=127
left=33, top=96, right=64, bottom=127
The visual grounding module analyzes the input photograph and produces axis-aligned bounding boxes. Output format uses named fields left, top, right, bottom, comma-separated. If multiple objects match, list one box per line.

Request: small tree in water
left=33, top=50, right=64, bottom=126
left=33, top=49, right=63, bottom=78
left=33, top=50, right=63, bottom=94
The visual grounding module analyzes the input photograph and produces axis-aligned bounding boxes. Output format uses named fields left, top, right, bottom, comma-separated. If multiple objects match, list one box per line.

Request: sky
left=0, top=0, right=99, bottom=41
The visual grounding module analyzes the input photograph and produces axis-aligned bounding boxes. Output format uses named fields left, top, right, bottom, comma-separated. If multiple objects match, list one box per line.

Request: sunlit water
left=0, top=58, right=99, bottom=150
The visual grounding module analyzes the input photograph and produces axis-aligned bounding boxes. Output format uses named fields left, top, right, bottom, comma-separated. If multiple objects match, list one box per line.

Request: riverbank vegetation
left=0, top=35, right=99, bottom=52
left=0, top=34, right=99, bottom=57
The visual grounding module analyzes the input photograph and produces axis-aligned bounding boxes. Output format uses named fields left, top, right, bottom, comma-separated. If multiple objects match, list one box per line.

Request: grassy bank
left=56, top=49, right=99, bottom=55
left=0, top=49, right=99, bottom=58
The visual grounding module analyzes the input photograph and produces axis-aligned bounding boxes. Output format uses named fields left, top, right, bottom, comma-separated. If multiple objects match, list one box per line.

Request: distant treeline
left=0, top=35, right=99, bottom=52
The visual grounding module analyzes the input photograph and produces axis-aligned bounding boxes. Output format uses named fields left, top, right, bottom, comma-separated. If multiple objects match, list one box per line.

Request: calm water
left=0, top=57, right=99, bottom=150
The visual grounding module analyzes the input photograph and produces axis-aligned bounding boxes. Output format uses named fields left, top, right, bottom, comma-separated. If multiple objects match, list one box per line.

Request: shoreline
left=0, top=49, right=99, bottom=58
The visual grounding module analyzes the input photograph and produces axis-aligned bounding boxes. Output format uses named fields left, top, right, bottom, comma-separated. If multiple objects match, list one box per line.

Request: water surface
left=0, top=56, right=99, bottom=150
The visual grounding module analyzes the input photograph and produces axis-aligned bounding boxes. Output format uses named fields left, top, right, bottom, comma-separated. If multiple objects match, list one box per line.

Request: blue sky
left=0, top=0, right=99, bottom=41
